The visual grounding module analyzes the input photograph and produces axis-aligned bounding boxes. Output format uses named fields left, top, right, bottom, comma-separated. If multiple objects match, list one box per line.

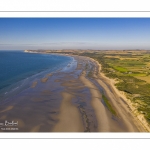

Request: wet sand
left=0, top=55, right=147, bottom=132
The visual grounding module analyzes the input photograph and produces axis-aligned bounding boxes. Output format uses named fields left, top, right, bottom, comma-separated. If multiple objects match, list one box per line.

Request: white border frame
left=0, top=10, right=150, bottom=139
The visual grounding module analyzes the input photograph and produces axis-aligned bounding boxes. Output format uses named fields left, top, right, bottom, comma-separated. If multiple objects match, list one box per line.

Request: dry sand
left=52, top=92, right=84, bottom=132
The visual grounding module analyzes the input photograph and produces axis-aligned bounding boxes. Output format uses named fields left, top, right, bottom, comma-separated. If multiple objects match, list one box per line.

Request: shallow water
left=0, top=51, right=72, bottom=101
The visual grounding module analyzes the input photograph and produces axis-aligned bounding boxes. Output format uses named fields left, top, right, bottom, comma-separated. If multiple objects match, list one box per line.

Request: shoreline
left=0, top=50, right=148, bottom=132
left=44, top=52, right=149, bottom=132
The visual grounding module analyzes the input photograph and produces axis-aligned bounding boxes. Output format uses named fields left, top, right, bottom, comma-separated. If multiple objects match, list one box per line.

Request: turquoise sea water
left=0, top=51, right=72, bottom=101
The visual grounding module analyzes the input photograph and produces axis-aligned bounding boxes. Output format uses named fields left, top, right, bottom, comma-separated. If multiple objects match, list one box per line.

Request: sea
left=0, top=50, right=73, bottom=101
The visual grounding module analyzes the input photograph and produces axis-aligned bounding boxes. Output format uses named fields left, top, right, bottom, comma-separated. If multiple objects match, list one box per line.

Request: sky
left=0, top=18, right=150, bottom=50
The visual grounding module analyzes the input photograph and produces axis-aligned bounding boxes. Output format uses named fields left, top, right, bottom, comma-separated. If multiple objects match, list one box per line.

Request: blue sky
left=0, top=18, right=150, bottom=50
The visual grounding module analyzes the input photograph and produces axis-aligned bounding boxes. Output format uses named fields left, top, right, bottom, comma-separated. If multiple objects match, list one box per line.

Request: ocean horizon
left=0, top=50, right=73, bottom=101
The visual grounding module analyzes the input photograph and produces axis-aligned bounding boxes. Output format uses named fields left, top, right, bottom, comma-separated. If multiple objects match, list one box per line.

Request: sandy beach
left=0, top=54, right=147, bottom=132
